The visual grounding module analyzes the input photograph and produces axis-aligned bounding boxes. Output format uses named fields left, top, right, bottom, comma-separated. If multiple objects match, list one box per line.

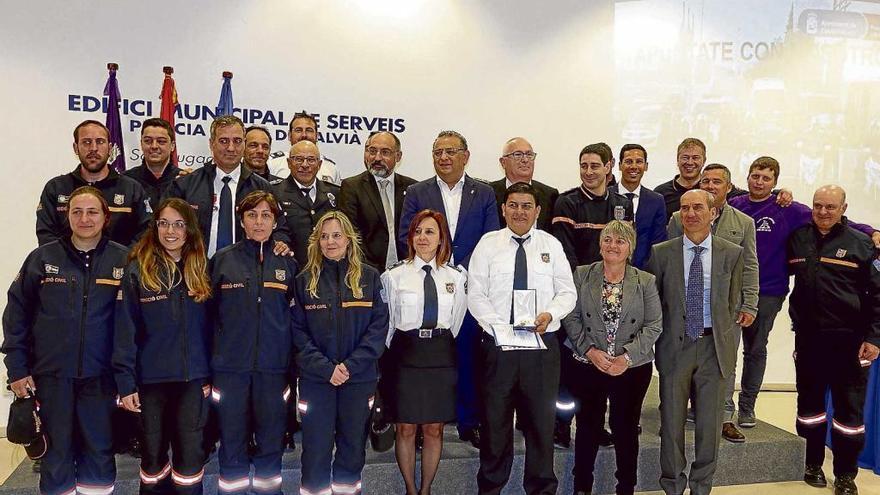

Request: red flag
left=159, top=66, right=179, bottom=166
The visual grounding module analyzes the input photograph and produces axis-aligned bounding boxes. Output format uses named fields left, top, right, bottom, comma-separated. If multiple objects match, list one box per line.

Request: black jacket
left=209, top=237, right=299, bottom=373
left=164, top=162, right=292, bottom=251
left=123, top=161, right=181, bottom=212
left=552, top=186, right=634, bottom=270
left=490, top=178, right=559, bottom=232
left=113, top=260, right=212, bottom=396
left=2, top=237, right=129, bottom=380
left=271, top=178, right=340, bottom=266
left=291, top=259, right=388, bottom=384
left=37, top=166, right=152, bottom=246
left=788, top=221, right=880, bottom=345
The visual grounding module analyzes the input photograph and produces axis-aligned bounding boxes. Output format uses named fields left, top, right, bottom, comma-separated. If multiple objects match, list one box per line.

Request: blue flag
left=103, top=65, right=126, bottom=172
left=215, top=73, right=234, bottom=117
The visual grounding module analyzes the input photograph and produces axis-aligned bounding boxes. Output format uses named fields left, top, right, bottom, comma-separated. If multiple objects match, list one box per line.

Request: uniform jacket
left=552, top=186, right=634, bottom=270
left=787, top=222, right=880, bottom=345
left=610, top=185, right=668, bottom=269
left=209, top=237, right=299, bottom=373
left=123, top=161, right=181, bottom=212
left=563, top=262, right=663, bottom=368
left=646, top=235, right=744, bottom=378
left=399, top=175, right=500, bottom=269
left=272, top=177, right=340, bottom=266
left=490, top=178, right=559, bottom=232
left=291, top=259, right=388, bottom=384
left=113, top=260, right=212, bottom=396
left=668, top=204, right=759, bottom=317
left=2, top=237, right=129, bottom=380
left=37, top=166, right=152, bottom=246
left=339, top=171, right=418, bottom=271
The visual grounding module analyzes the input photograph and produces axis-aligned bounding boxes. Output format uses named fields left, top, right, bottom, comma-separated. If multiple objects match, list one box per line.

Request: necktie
left=685, top=245, right=705, bottom=341
left=300, top=187, right=314, bottom=208
left=421, top=265, right=438, bottom=329
left=511, top=236, right=529, bottom=323
left=217, top=176, right=233, bottom=250
left=379, top=179, right=397, bottom=268
left=624, top=192, right=635, bottom=201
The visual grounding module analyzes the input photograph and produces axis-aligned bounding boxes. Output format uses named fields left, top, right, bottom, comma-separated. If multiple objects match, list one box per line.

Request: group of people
left=2, top=113, right=879, bottom=495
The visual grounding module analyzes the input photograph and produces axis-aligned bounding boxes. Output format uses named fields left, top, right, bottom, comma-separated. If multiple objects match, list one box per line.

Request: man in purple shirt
left=728, top=157, right=880, bottom=427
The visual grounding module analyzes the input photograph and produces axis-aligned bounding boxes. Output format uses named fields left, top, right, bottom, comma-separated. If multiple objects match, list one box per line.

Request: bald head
left=499, top=137, right=535, bottom=184
left=679, top=189, right=717, bottom=242
left=812, top=184, right=848, bottom=235
left=288, top=140, right=322, bottom=186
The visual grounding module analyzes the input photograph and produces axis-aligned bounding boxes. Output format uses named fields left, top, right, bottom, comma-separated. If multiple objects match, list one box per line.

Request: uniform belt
left=399, top=328, right=449, bottom=339
left=700, top=327, right=713, bottom=337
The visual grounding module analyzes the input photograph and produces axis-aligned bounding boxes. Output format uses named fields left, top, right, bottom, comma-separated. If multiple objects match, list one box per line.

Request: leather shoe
left=834, top=474, right=858, bottom=495
left=459, top=428, right=481, bottom=449
left=803, top=464, right=827, bottom=488
left=722, top=422, right=745, bottom=443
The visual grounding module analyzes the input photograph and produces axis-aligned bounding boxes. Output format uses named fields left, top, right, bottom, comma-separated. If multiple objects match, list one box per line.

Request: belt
left=701, top=327, right=713, bottom=337
left=399, top=328, right=449, bottom=339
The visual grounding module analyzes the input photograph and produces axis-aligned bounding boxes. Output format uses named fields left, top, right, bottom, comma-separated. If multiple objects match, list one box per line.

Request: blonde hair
left=304, top=211, right=366, bottom=299
left=599, top=220, right=637, bottom=263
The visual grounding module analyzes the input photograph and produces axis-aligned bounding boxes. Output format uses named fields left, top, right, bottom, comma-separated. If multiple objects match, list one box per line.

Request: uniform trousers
left=297, top=380, right=376, bottom=495
left=555, top=336, right=579, bottom=425
left=795, top=333, right=868, bottom=477
left=35, top=375, right=117, bottom=495
left=138, top=380, right=210, bottom=494
left=477, top=332, right=559, bottom=495
left=456, top=313, right=482, bottom=434
left=212, top=372, right=289, bottom=494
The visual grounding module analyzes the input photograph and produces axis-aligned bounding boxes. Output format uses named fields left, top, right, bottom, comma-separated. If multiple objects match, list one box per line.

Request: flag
left=215, top=71, right=234, bottom=117
left=103, top=63, right=126, bottom=172
left=159, top=66, right=179, bottom=166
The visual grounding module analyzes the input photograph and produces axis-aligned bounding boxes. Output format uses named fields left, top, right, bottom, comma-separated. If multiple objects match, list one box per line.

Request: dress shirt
left=209, top=165, right=242, bottom=257
left=436, top=174, right=465, bottom=240
left=372, top=171, right=397, bottom=213
left=380, top=257, right=468, bottom=346
left=618, top=182, right=641, bottom=214
left=292, top=178, right=317, bottom=203
left=683, top=234, right=713, bottom=328
left=467, top=226, right=577, bottom=334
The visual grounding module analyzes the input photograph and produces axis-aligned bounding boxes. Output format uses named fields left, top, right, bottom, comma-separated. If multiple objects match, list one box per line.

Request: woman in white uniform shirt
left=381, top=209, right=467, bottom=495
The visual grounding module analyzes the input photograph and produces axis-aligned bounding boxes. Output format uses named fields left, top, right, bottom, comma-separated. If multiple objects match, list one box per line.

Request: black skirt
left=388, top=330, right=457, bottom=424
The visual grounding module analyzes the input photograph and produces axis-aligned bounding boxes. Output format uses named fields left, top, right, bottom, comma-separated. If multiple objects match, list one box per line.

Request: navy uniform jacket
left=113, top=260, right=212, bottom=397
left=788, top=222, right=880, bottom=346
left=399, top=175, right=500, bottom=269
left=610, top=184, right=668, bottom=269
left=291, top=259, right=388, bottom=384
left=37, top=166, right=152, bottom=246
left=209, top=237, right=299, bottom=374
left=2, top=237, right=128, bottom=381
left=164, top=162, right=292, bottom=251
left=123, top=161, right=181, bottom=212
left=271, top=177, right=341, bottom=266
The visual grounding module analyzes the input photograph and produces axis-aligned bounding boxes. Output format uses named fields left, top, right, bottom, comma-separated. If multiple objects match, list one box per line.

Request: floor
left=0, top=392, right=876, bottom=494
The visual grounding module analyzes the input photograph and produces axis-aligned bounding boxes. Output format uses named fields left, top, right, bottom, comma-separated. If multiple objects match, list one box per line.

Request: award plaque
left=512, top=289, right=537, bottom=332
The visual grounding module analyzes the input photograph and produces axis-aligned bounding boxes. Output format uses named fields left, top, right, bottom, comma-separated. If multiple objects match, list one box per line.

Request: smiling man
left=489, top=137, right=559, bottom=232
left=610, top=144, right=667, bottom=269
left=243, top=126, right=279, bottom=182
left=267, top=110, right=341, bottom=185
left=124, top=118, right=180, bottom=211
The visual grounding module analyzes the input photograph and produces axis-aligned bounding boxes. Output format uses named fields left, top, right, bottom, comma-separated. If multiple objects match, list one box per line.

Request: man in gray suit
left=668, top=164, right=758, bottom=443
left=648, top=189, right=746, bottom=495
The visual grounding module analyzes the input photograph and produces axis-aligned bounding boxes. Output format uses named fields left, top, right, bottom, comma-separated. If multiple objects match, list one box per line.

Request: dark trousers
left=795, top=334, right=868, bottom=477
left=139, top=380, right=210, bottom=494
left=737, top=295, right=785, bottom=416
left=555, top=338, right=579, bottom=425
left=477, top=333, right=559, bottom=495
left=298, top=380, right=376, bottom=495
left=35, top=375, right=117, bottom=495
left=212, top=372, right=289, bottom=494
left=456, top=312, right=481, bottom=433
left=570, top=361, right=652, bottom=495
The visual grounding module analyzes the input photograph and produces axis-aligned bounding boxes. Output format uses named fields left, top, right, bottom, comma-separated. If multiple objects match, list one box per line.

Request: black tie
left=300, top=187, right=314, bottom=208
left=511, top=236, right=529, bottom=323
left=217, top=176, right=233, bottom=250
left=625, top=192, right=635, bottom=201
left=421, top=265, right=438, bottom=329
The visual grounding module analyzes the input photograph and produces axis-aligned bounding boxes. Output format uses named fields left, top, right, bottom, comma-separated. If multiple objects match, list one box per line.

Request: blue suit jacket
left=612, top=185, right=667, bottom=269
left=399, top=175, right=500, bottom=269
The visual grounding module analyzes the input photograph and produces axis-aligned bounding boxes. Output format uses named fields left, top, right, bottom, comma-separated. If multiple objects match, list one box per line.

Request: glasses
left=157, top=219, right=186, bottom=231
left=289, top=156, right=319, bottom=165
left=365, top=147, right=395, bottom=158
left=432, top=148, right=465, bottom=158
left=503, top=151, right=537, bottom=161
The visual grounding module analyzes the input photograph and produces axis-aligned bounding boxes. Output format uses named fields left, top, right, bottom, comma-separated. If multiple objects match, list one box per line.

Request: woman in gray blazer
left=562, top=220, right=662, bottom=495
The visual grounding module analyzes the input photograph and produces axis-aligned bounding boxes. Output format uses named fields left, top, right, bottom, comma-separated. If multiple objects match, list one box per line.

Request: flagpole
left=104, top=62, right=126, bottom=173
left=160, top=65, right=179, bottom=166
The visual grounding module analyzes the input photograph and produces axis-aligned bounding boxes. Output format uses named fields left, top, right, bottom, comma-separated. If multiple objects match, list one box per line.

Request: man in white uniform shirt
left=468, top=182, right=577, bottom=495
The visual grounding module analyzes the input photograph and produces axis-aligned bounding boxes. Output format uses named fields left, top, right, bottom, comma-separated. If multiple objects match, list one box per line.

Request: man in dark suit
left=399, top=130, right=500, bottom=447
left=611, top=143, right=667, bottom=269
left=489, top=137, right=558, bottom=232
left=339, top=131, right=417, bottom=272
left=647, top=189, right=746, bottom=495
left=271, top=140, right=340, bottom=265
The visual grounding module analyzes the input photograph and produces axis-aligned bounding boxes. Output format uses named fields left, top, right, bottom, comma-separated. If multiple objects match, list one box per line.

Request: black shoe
left=416, top=427, right=424, bottom=451
left=459, top=428, right=481, bottom=449
left=598, top=428, right=614, bottom=447
left=553, top=421, right=571, bottom=449
left=804, top=464, right=827, bottom=488
left=834, top=474, right=858, bottom=495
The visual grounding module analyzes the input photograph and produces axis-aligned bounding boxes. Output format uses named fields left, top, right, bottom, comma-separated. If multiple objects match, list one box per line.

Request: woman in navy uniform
left=113, top=198, right=213, bottom=493
left=381, top=209, right=467, bottom=495
left=292, top=211, right=388, bottom=495
left=209, top=190, right=298, bottom=495
left=3, top=186, right=129, bottom=495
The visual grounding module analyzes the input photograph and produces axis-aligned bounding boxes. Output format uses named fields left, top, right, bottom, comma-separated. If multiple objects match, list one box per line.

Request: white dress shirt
left=683, top=234, right=713, bottom=328
left=292, top=178, right=317, bottom=203
left=436, top=175, right=465, bottom=241
left=618, top=182, right=641, bottom=214
left=373, top=171, right=397, bottom=213
left=208, top=165, right=242, bottom=258
left=467, top=226, right=577, bottom=334
left=380, top=257, right=468, bottom=346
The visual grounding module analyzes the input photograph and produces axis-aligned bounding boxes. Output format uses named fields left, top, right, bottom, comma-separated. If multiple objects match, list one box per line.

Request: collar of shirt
left=412, top=255, right=438, bottom=272
left=436, top=174, right=465, bottom=192
left=505, top=225, right=536, bottom=243
left=619, top=183, right=640, bottom=197
left=216, top=165, right=241, bottom=185
left=683, top=233, right=712, bottom=253
left=580, top=185, right=609, bottom=201
left=371, top=171, right=396, bottom=187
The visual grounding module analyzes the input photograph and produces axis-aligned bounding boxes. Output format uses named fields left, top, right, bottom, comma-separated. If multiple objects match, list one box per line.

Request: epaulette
left=269, top=178, right=284, bottom=186
left=445, top=262, right=463, bottom=272
left=472, top=177, right=491, bottom=184
left=387, top=260, right=407, bottom=270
